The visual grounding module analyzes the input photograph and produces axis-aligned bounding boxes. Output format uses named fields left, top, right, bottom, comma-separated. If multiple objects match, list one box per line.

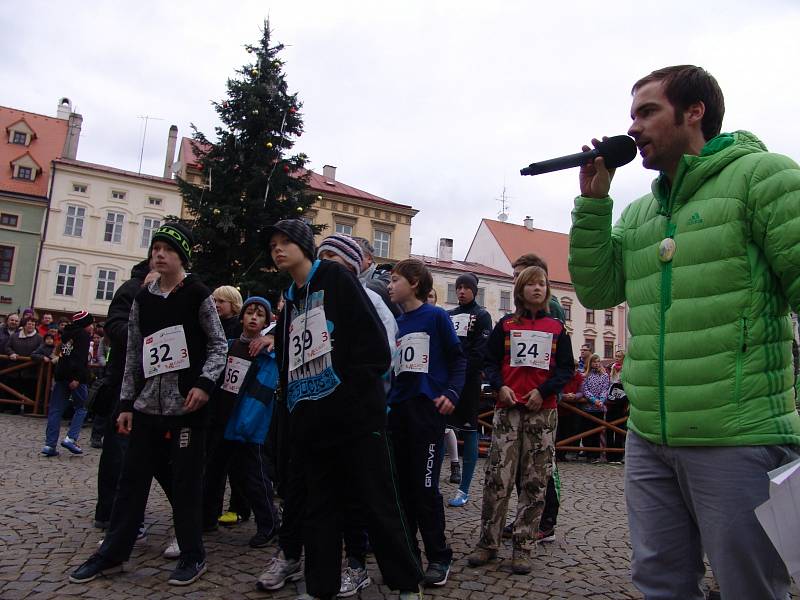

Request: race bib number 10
left=509, top=330, right=553, bottom=370
left=395, top=332, right=430, bottom=374
left=288, top=305, right=332, bottom=372
left=143, top=325, right=190, bottom=378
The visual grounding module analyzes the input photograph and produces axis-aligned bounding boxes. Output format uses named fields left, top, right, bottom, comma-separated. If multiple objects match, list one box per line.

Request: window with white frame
left=16, top=166, right=32, bottom=180
left=72, top=183, right=87, bottom=194
left=141, top=217, right=161, bottom=248
left=476, top=287, right=485, bottom=306
left=373, top=230, right=391, bottom=258
left=111, top=190, right=126, bottom=201
left=446, top=283, right=457, bottom=304
left=104, top=212, right=125, bottom=243
left=12, top=131, right=27, bottom=145
left=55, top=264, right=77, bottom=296
left=147, top=196, right=162, bottom=207
left=500, top=290, right=511, bottom=312
left=0, top=246, right=14, bottom=282
left=64, top=205, right=86, bottom=237
left=335, top=222, right=353, bottom=236
left=604, top=340, right=615, bottom=359
left=96, top=269, right=117, bottom=301
left=0, top=213, right=19, bottom=227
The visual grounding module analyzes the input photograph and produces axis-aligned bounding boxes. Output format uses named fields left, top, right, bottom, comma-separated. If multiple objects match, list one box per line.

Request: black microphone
left=520, top=135, right=637, bottom=176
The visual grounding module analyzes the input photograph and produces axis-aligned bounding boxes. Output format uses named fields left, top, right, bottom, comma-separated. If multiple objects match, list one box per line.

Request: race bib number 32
left=143, top=325, right=190, bottom=378
left=509, top=330, right=553, bottom=370
left=395, top=332, right=430, bottom=374
left=288, top=305, right=332, bottom=372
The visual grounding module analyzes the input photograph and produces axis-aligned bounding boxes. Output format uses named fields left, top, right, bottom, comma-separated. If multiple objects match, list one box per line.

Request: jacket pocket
left=734, top=316, right=748, bottom=406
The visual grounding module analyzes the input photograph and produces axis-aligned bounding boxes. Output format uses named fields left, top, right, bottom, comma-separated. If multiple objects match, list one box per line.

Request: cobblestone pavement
left=0, top=412, right=796, bottom=600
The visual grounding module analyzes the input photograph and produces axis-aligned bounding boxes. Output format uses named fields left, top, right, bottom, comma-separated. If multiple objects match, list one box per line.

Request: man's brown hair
left=632, top=65, right=725, bottom=141
left=392, top=259, right=433, bottom=302
left=512, top=266, right=550, bottom=322
left=512, top=253, right=549, bottom=274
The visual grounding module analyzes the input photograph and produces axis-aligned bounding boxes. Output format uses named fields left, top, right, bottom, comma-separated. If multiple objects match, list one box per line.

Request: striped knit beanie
left=317, top=234, right=364, bottom=275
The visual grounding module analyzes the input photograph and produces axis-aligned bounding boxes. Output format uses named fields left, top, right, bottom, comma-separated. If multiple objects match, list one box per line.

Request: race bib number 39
left=509, top=330, right=553, bottom=370
left=395, top=332, right=430, bottom=374
left=221, top=356, right=251, bottom=394
left=288, top=305, right=332, bottom=372
left=143, top=325, right=190, bottom=378
left=450, top=313, right=471, bottom=337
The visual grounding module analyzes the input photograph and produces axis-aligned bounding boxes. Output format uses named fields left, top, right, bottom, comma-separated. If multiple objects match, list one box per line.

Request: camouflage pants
left=478, top=406, right=556, bottom=551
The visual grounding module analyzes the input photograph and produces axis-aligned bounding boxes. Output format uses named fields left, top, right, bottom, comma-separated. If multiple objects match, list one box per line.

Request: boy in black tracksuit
left=70, top=222, right=227, bottom=587
left=268, top=219, right=423, bottom=600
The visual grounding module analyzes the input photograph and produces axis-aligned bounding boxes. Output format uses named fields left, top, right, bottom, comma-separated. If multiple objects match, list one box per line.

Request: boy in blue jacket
left=387, top=259, right=466, bottom=587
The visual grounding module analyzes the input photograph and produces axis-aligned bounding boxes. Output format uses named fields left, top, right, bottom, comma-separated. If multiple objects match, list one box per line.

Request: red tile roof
left=178, top=136, right=413, bottom=210
left=0, top=106, right=69, bottom=198
left=412, top=254, right=513, bottom=280
left=479, top=219, right=572, bottom=284
left=54, top=158, right=177, bottom=185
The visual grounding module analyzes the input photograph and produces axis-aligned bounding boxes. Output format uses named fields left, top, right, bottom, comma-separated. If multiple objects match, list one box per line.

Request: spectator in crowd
left=6, top=316, right=43, bottom=406
left=353, top=236, right=400, bottom=317
left=605, top=350, right=627, bottom=463
left=578, top=353, right=609, bottom=463
left=31, top=332, right=57, bottom=362
left=37, top=313, right=56, bottom=338
left=556, top=362, right=585, bottom=461
left=0, top=312, right=20, bottom=353
left=427, top=288, right=438, bottom=306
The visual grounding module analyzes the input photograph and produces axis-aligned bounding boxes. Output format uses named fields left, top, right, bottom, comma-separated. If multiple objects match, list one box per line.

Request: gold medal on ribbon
left=658, top=238, right=676, bottom=263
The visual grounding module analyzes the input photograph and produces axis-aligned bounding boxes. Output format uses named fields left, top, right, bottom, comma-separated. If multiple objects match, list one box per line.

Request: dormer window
left=6, top=119, right=35, bottom=147
left=10, top=152, right=41, bottom=182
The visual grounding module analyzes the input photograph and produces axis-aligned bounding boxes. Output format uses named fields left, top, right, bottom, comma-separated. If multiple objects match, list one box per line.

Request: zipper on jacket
left=658, top=216, right=676, bottom=445
left=734, top=316, right=748, bottom=403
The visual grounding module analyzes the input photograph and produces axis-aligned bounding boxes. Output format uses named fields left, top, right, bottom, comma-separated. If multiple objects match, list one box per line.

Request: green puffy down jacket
left=569, top=131, right=800, bottom=447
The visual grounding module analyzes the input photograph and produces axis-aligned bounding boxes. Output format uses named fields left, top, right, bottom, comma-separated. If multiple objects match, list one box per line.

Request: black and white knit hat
left=264, top=219, right=316, bottom=268
left=317, top=234, right=364, bottom=274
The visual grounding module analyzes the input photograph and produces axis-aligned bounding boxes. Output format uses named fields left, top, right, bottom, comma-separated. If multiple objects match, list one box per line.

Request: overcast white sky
left=3, top=1, right=799, bottom=259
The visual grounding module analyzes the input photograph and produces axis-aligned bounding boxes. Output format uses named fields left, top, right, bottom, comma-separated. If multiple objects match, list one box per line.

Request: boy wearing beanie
left=266, top=220, right=423, bottom=599
left=70, top=222, right=227, bottom=586
left=42, top=310, right=94, bottom=456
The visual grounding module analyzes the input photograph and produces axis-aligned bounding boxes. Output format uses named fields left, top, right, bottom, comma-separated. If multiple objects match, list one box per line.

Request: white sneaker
left=163, top=537, right=180, bottom=559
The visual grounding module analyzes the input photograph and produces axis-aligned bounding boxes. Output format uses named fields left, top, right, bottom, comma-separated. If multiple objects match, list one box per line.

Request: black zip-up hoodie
left=275, top=259, right=391, bottom=450
left=54, top=324, right=91, bottom=384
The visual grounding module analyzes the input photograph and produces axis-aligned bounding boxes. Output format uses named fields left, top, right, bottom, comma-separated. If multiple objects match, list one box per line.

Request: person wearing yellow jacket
left=569, top=65, right=800, bottom=600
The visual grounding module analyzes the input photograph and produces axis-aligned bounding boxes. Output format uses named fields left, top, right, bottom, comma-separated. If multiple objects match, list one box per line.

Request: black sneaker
left=69, top=554, right=123, bottom=583
left=167, top=558, right=207, bottom=586
left=502, top=523, right=513, bottom=539
left=449, top=462, right=461, bottom=484
left=249, top=529, right=277, bottom=548
left=423, top=561, right=450, bottom=587
left=90, top=436, right=103, bottom=449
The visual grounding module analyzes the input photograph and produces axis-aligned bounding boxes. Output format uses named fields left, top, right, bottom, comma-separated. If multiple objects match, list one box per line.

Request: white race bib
left=143, top=325, right=190, bottom=378
left=509, top=330, right=552, bottom=370
left=221, top=355, right=251, bottom=394
left=450, top=313, right=471, bottom=337
left=288, top=305, right=332, bottom=372
left=395, top=332, right=430, bottom=374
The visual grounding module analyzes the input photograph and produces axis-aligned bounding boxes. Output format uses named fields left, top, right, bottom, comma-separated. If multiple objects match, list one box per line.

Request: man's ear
left=685, top=100, right=705, bottom=127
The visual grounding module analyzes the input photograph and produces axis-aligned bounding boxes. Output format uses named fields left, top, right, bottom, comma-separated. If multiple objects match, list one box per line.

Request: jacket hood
left=60, top=324, right=82, bottom=342
left=130, top=258, right=151, bottom=280
left=652, top=130, right=768, bottom=214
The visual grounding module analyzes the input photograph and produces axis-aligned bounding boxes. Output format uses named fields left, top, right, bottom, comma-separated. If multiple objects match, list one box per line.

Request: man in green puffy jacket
left=569, top=65, right=800, bottom=600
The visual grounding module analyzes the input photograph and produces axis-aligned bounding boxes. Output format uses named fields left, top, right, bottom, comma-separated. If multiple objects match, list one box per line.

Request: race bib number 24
left=143, top=325, right=190, bottom=378
left=509, top=330, right=552, bottom=370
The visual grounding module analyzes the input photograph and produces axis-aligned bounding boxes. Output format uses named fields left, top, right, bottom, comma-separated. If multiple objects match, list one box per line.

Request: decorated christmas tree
left=177, top=20, right=316, bottom=298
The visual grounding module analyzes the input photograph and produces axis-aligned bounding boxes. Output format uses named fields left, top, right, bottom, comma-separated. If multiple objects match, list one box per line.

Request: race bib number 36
left=143, top=325, right=190, bottom=378
left=288, top=305, right=332, bottom=372
left=395, top=332, right=430, bottom=374
left=221, top=356, right=251, bottom=394
left=509, top=330, right=553, bottom=370
left=450, top=313, right=471, bottom=337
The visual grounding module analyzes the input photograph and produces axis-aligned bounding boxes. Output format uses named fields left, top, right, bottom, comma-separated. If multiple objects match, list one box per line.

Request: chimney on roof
left=523, top=215, right=534, bottom=231
left=56, top=97, right=72, bottom=120
left=323, top=165, right=336, bottom=181
left=438, top=238, right=453, bottom=261
left=164, top=125, right=178, bottom=178
left=62, top=112, right=83, bottom=160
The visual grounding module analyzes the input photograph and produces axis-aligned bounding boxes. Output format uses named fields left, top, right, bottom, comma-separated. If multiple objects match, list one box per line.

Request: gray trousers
left=625, top=431, right=797, bottom=600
